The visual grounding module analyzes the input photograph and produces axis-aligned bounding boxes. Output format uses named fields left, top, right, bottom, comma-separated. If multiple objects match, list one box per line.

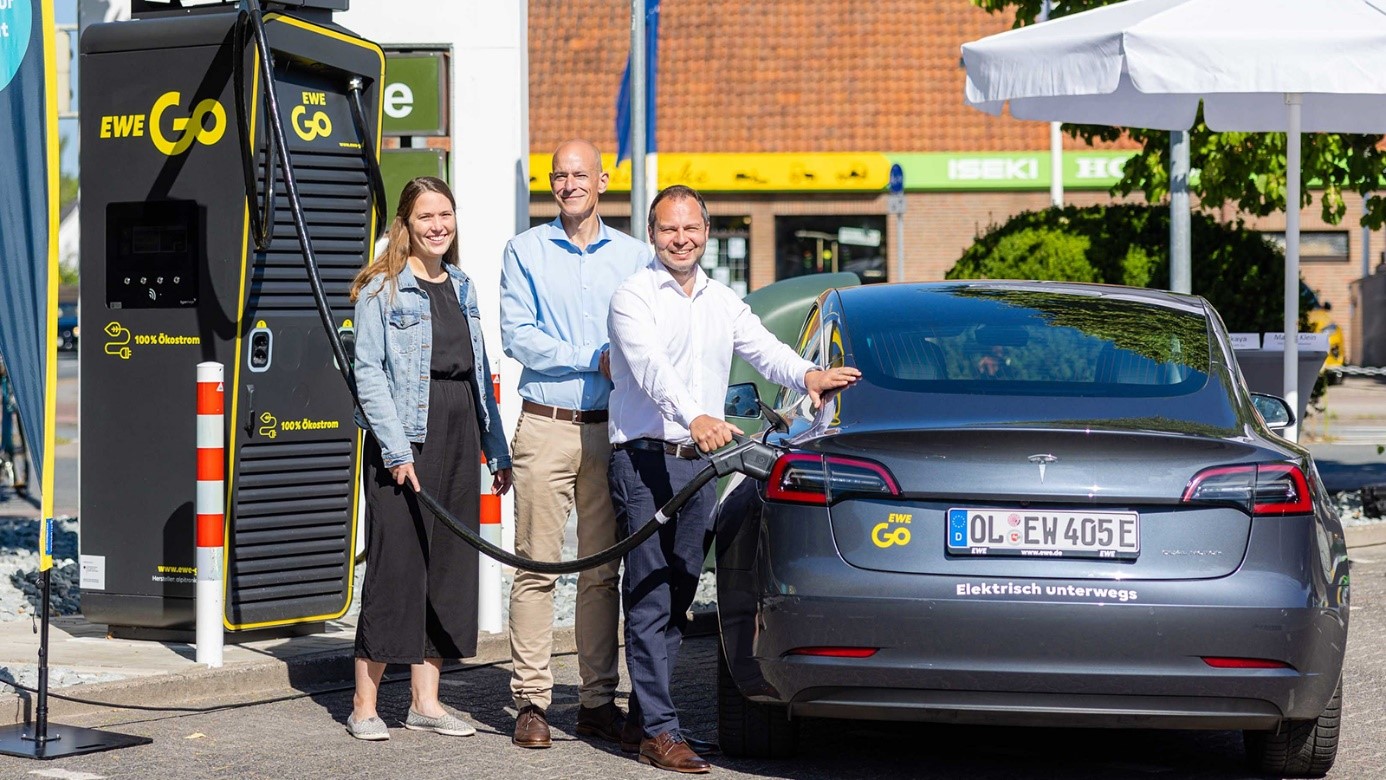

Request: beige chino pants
left=508, top=412, right=621, bottom=710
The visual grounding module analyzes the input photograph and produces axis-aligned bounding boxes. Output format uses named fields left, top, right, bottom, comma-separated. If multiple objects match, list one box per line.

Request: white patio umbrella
left=962, top=0, right=1386, bottom=440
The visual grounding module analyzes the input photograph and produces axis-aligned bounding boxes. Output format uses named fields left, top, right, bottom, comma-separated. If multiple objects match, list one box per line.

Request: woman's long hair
left=349, top=176, right=460, bottom=302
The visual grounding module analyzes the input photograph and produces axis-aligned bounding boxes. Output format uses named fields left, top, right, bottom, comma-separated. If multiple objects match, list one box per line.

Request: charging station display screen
left=106, top=200, right=200, bottom=309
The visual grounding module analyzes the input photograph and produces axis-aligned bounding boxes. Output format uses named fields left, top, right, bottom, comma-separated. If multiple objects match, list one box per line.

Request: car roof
left=830, top=280, right=1207, bottom=315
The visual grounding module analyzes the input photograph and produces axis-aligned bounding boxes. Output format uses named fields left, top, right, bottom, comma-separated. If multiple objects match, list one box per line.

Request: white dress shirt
left=607, top=260, right=815, bottom=445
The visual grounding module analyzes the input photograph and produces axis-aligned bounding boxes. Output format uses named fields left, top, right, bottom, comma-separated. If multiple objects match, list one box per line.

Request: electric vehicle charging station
left=77, top=0, right=384, bottom=634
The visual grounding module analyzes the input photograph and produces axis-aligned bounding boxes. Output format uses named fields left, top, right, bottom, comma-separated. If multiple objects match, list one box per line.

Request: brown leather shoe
left=512, top=704, right=551, bottom=749
left=639, top=730, right=711, bottom=773
left=619, top=713, right=644, bottom=753
left=575, top=701, right=626, bottom=742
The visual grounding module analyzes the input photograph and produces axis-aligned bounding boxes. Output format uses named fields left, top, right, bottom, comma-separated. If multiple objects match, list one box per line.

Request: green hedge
left=948, top=204, right=1301, bottom=334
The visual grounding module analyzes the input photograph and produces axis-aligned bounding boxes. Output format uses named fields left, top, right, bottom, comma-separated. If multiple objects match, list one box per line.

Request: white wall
left=339, top=0, right=527, bottom=551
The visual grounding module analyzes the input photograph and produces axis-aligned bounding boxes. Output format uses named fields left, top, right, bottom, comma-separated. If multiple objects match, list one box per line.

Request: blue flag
left=615, top=0, right=659, bottom=165
left=0, top=0, right=60, bottom=571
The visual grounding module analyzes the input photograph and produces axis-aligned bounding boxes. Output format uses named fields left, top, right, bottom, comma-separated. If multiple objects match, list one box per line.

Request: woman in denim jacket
left=346, top=176, right=512, bottom=741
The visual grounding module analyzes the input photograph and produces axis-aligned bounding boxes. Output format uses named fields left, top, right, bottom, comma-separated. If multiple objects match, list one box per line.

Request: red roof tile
left=528, top=0, right=1138, bottom=155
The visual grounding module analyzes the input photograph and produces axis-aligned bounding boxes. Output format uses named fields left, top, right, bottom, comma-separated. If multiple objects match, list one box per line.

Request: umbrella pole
left=1170, top=130, right=1192, bottom=294
left=1284, top=94, right=1302, bottom=441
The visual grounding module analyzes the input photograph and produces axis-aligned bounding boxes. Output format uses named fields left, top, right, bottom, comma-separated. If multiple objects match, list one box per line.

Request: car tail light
left=785, top=647, right=879, bottom=658
left=1201, top=657, right=1293, bottom=669
left=765, top=454, right=900, bottom=505
left=1181, top=463, right=1312, bottom=515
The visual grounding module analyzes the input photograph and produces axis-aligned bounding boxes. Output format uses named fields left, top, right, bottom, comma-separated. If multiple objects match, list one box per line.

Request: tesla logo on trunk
left=1028, top=454, right=1057, bottom=483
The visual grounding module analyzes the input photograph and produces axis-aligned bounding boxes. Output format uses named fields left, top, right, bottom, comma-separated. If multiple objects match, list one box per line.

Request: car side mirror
left=1251, top=393, right=1295, bottom=431
left=725, top=383, right=763, bottom=419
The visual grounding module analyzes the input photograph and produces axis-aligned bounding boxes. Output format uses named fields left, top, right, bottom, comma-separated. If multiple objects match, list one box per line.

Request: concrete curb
left=0, top=612, right=740, bottom=726
left=1347, top=522, right=1386, bottom=551
left=1, top=627, right=561, bottom=726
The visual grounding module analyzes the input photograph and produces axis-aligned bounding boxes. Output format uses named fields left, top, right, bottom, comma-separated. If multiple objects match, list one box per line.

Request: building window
left=1260, top=231, right=1349, bottom=263
left=704, top=216, right=751, bottom=297
left=776, top=216, right=888, bottom=284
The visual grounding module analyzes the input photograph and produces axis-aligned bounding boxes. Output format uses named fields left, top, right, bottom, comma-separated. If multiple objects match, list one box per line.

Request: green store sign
left=891, top=151, right=1137, bottom=191
left=382, top=52, right=446, bottom=136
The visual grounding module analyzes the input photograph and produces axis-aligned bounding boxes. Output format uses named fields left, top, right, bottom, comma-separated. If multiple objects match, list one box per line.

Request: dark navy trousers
left=608, top=447, right=717, bottom=740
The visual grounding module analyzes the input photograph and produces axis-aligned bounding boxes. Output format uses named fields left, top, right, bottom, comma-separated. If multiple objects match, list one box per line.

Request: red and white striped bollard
left=195, top=362, right=225, bottom=667
left=477, top=372, right=503, bottom=634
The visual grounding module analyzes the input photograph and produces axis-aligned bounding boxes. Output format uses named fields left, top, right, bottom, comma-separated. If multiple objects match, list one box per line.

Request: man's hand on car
left=806, top=366, right=862, bottom=408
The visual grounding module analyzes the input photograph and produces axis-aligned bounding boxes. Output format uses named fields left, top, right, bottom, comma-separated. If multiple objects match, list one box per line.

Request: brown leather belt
left=521, top=399, right=609, bottom=424
left=615, top=437, right=701, bottom=460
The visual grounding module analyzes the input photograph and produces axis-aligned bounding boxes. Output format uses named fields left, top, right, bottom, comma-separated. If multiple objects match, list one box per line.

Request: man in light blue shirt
left=500, top=139, right=651, bottom=750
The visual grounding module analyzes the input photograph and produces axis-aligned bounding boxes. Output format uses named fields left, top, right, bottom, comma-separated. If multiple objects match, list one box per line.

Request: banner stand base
left=0, top=723, right=151, bottom=760
left=0, top=563, right=152, bottom=760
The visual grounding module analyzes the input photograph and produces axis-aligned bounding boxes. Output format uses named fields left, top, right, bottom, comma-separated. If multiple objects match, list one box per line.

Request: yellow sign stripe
left=528, top=152, right=892, bottom=193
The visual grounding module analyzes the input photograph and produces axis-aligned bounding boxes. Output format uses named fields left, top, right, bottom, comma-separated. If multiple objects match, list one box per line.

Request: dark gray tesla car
left=713, top=281, right=1349, bottom=777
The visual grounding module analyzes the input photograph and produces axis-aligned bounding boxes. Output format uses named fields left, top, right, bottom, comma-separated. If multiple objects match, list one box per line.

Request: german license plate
left=947, top=508, right=1140, bottom=559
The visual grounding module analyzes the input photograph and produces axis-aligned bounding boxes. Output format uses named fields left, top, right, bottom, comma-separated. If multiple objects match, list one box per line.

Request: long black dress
left=356, top=276, right=482, bottom=662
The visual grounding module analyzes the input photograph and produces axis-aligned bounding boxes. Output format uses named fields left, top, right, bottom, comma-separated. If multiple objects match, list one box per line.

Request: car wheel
left=1243, top=677, right=1341, bottom=778
left=717, top=645, right=796, bottom=758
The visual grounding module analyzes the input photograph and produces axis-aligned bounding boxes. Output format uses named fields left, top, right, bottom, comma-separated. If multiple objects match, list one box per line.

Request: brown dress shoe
left=575, top=701, right=626, bottom=742
left=512, top=704, right=551, bottom=749
left=619, top=714, right=644, bottom=753
left=639, top=730, right=711, bottom=773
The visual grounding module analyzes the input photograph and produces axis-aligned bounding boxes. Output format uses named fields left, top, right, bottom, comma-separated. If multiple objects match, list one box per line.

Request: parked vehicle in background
left=1302, top=283, right=1344, bottom=382
left=57, top=300, right=78, bottom=352
left=714, top=281, right=1349, bottom=779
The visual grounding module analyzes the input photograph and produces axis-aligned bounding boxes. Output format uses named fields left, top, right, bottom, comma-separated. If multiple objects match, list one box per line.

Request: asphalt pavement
left=0, top=542, right=1383, bottom=779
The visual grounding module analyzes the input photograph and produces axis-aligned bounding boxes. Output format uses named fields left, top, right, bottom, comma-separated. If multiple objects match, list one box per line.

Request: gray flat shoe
left=347, top=714, right=390, bottom=741
left=405, top=708, right=477, bottom=737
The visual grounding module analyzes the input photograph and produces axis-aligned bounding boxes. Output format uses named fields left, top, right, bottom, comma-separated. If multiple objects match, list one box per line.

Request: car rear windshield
left=841, top=286, right=1238, bottom=431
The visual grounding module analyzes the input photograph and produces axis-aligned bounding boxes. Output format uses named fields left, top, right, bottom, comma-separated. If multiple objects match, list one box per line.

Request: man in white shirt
left=606, top=185, right=859, bottom=772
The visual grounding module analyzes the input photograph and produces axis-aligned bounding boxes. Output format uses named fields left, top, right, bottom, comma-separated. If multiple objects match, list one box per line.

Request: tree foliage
left=969, top=0, right=1386, bottom=229
left=948, top=204, right=1304, bottom=335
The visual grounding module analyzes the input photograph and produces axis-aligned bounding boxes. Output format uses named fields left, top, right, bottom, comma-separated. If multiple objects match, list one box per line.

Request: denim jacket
left=353, top=263, right=511, bottom=473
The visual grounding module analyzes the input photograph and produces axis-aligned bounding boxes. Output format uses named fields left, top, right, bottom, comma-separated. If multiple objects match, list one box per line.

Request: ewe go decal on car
left=871, top=512, right=912, bottom=549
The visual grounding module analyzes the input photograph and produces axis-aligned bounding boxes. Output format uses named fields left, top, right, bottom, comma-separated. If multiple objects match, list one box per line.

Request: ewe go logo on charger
left=99, top=91, right=227, bottom=156
left=292, top=90, right=334, bottom=141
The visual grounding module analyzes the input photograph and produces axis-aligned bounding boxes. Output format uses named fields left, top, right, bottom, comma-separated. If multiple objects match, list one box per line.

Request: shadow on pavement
left=1316, top=459, right=1386, bottom=493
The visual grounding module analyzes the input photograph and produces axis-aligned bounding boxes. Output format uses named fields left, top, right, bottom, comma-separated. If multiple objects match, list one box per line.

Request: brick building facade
left=527, top=0, right=1379, bottom=359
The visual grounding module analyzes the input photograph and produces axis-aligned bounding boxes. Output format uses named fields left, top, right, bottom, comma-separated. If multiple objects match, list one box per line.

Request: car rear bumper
left=784, top=685, right=1285, bottom=730
left=742, top=520, right=1347, bottom=731
left=747, top=581, right=1345, bottom=727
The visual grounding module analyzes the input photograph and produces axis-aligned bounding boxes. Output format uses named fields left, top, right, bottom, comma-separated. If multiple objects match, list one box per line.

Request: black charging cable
left=232, top=8, right=276, bottom=251
left=345, top=78, right=388, bottom=241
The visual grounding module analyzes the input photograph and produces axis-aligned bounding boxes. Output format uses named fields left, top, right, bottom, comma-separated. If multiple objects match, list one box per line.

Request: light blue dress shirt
left=500, top=217, right=652, bottom=411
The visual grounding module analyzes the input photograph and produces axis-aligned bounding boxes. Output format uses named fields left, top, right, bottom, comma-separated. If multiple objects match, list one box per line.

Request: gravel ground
left=495, top=564, right=719, bottom=629
left=0, top=514, right=112, bottom=688
left=1335, top=489, right=1380, bottom=527
left=0, top=515, right=81, bottom=622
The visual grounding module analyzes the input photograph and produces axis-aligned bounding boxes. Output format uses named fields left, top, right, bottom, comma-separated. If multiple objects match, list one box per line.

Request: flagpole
left=630, top=0, right=647, bottom=231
